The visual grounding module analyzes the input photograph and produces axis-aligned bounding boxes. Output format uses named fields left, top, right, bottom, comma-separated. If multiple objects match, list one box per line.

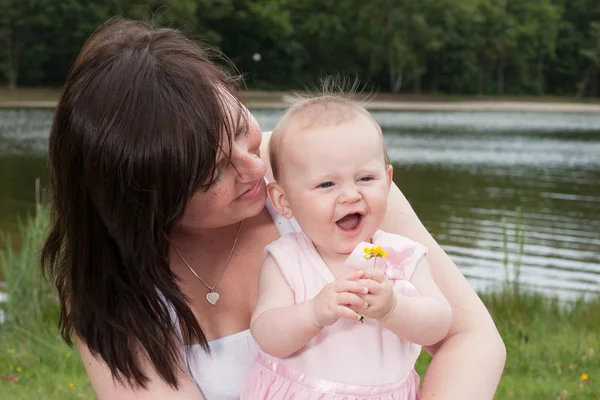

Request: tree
left=198, top=0, right=302, bottom=88
left=0, top=0, right=49, bottom=89
left=577, top=21, right=600, bottom=97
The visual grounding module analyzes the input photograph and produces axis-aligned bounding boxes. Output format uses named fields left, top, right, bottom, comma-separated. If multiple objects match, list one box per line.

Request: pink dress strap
left=264, top=234, right=307, bottom=303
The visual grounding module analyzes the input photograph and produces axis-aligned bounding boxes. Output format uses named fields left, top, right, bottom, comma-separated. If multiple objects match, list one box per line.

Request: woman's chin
left=242, top=185, right=268, bottom=218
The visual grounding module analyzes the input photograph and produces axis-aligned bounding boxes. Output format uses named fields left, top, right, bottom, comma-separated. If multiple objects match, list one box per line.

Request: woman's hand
left=310, top=270, right=369, bottom=326
left=355, top=268, right=397, bottom=321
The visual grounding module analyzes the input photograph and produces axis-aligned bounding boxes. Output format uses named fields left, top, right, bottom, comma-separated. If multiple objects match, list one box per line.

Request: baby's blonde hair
left=269, top=82, right=389, bottom=181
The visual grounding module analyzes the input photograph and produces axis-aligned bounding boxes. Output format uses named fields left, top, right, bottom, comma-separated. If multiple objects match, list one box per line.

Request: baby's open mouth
left=335, top=213, right=363, bottom=231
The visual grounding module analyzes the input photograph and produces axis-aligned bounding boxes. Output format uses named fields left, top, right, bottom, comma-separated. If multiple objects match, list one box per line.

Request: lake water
left=0, top=108, right=599, bottom=303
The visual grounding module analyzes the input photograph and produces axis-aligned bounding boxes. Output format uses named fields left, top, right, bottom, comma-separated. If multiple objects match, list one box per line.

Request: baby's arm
left=251, top=254, right=367, bottom=358
left=378, top=257, right=452, bottom=346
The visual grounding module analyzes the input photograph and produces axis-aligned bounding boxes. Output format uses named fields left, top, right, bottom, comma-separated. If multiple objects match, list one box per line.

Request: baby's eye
left=318, top=181, right=334, bottom=189
left=359, top=176, right=374, bottom=182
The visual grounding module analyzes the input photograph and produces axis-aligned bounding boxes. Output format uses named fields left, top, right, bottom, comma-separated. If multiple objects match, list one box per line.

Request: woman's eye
left=235, top=124, right=249, bottom=138
left=318, top=182, right=334, bottom=189
left=213, top=162, right=231, bottom=182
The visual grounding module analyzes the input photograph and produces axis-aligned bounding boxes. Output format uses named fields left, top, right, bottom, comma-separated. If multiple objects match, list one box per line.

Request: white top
left=185, top=197, right=301, bottom=399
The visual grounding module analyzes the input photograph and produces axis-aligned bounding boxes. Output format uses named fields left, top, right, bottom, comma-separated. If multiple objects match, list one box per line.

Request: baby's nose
left=339, top=186, right=362, bottom=203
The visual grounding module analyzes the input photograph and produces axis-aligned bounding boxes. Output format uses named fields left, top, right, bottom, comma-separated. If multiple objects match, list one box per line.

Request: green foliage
left=0, top=209, right=93, bottom=398
left=1, top=200, right=599, bottom=397
left=0, top=0, right=599, bottom=96
left=501, top=208, right=526, bottom=296
left=416, top=292, right=600, bottom=399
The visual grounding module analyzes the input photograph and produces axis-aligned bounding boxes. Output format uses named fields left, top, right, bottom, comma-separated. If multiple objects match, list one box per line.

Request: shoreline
left=3, top=99, right=600, bottom=113
left=2, top=90, right=600, bottom=113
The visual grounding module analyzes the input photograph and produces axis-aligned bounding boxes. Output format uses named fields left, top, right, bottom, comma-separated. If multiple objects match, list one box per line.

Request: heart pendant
left=206, top=292, right=220, bottom=305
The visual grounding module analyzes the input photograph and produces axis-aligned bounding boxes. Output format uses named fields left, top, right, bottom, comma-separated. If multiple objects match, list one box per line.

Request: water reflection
left=0, top=108, right=598, bottom=300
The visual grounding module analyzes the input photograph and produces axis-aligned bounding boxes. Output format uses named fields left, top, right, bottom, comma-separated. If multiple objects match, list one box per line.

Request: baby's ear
left=386, top=165, right=394, bottom=187
left=267, top=182, right=293, bottom=219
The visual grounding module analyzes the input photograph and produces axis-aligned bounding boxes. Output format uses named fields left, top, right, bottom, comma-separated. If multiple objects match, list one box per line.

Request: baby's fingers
left=362, top=268, right=386, bottom=283
left=335, top=305, right=363, bottom=322
left=338, top=270, right=365, bottom=282
left=336, top=292, right=369, bottom=310
left=333, top=280, right=369, bottom=295
left=356, top=279, right=386, bottom=295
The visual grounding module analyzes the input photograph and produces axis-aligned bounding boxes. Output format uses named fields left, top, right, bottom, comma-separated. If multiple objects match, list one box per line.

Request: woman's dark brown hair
left=41, top=18, right=242, bottom=389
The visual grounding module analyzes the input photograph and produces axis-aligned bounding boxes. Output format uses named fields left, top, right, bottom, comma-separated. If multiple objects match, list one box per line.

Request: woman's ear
left=267, top=182, right=293, bottom=219
left=386, top=165, right=394, bottom=187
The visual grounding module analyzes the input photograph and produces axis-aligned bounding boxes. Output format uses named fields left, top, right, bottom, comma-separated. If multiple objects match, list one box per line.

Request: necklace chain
left=174, top=221, right=244, bottom=299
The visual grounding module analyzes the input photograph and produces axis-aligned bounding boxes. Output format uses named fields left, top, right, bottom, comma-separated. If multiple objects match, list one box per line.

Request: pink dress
left=241, top=230, right=428, bottom=400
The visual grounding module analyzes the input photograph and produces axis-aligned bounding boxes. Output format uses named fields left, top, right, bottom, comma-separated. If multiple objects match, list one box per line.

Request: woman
left=41, top=19, right=505, bottom=400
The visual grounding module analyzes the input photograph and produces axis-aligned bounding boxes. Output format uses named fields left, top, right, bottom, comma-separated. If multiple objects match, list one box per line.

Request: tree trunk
left=6, top=47, right=18, bottom=91
left=576, top=68, right=591, bottom=98
left=497, top=51, right=505, bottom=95
left=477, top=68, right=484, bottom=96
left=414, top=73, right=421, bottom=94
left=537, top=51, right=545, bottom=95
left=591, top=67, right=598, bottom=98
left=431, top=68, right=438, bottom=93
left=392, top=68, right=403, bottom=93
left=388, top=41, right=403, bottom=93
left=8, top=74, right=17, bottom=90
left=389, top=59, right=395, bottom=93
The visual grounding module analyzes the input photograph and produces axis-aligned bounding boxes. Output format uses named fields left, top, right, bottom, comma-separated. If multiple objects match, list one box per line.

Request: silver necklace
left=173, top=221, right=244, bottom=305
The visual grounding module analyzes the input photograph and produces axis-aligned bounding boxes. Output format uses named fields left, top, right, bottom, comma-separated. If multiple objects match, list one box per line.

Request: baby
left=241, top=94, right=452, bottom=399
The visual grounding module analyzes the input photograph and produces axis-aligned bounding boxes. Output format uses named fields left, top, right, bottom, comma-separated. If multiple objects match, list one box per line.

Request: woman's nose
left=234, top=151, right=267, bottom=183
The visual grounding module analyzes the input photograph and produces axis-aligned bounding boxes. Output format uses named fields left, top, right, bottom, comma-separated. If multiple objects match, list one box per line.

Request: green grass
left=0, top=211, right=94, bottom=399
left=416, top=292, right=600, bottom=399
left=1, top=210, right=599, bottom=399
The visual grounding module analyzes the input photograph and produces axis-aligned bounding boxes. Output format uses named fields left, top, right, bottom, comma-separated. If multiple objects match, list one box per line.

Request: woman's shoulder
left=261, top=130, right=273, bottom=141
left=260, top=131, right=274, bottom=182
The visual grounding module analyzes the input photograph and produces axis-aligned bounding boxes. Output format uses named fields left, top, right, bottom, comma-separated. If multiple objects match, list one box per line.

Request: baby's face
left=278, top=114, right=391, bottom=256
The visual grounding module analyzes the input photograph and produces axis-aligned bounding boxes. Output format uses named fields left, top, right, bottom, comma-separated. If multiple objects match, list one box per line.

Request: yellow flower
left=580, top=373, right=589, bottom=382
left=16, top=367, right=22, bottom=372
left=363, top=245, right=388, bottom=261
left=68, top=383, right=75, bottom=389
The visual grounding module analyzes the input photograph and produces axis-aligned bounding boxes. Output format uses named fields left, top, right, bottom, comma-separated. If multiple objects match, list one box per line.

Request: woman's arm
left=380, top=183, right=506, bottom=400
left=78, top=339, right=203, bottom=400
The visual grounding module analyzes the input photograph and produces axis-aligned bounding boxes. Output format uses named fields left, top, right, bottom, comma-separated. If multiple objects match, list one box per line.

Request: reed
left=0, top=197, right=93, bottom=398
left=1, top=203, right=598, bottom=399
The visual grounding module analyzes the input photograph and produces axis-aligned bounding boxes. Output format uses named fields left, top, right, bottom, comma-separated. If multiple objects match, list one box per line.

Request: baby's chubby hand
left=310, top=270, right=369, bottom=327
left=356, top=268, right=397, bottom=321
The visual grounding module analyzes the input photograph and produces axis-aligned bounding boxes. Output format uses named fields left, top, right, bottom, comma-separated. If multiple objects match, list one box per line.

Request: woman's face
left=178, top=106, right=267, bottom=230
